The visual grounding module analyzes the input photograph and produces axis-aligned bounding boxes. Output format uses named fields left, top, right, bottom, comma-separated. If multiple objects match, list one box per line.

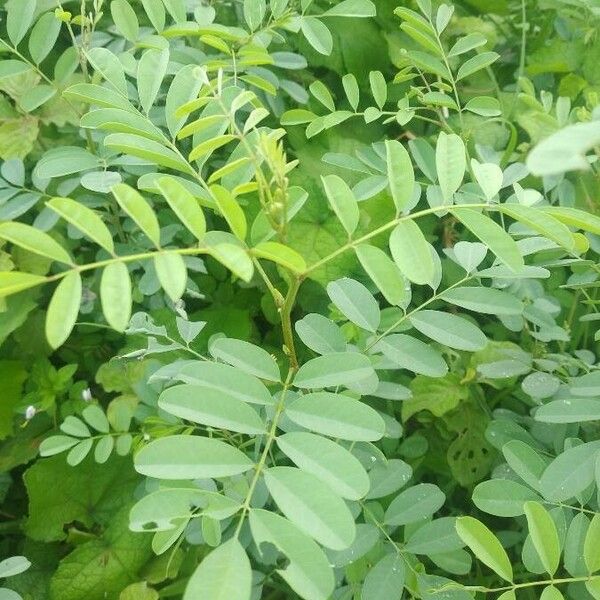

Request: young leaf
left=111, top=183, right=161, bottom=247
left=524, top=501, right=561, bottom=576
left=100, top=262, right=132, bottom=332
left=264, top=466, right=356, bottom=550
left=326, top=278, right=380, bottom=332
left=321, top=174, right=359, bottom=236
left=47, top=197, right=115, bottom=254
left=134, top=435, right=254, bottom=479
left=285, top=392, right=385, bottom=441
left=0, top=222, right=72, bottom=265
left=455, top=516, right=513, bottom=582
left=154, top=252, right=187, bottom=301
left=210, top=338, right=280, bottom=382
left=45, top=272, right=82, bottom=349
left=252, top=242, right=306, bottom=273
left=157, top=177, right=206, bottom=241
left=137, top=48, right=169, bottom=114
left=385, top=140, right=415, bottom=213
left=451, top=208, right=524, bottom=272
left=211, top=184, right=247, bottom=240
left=436, top=132, right=465, bottom=202
left=184, top=539, right=251, bottom=600
left=389, top=220, right=434, bottom=285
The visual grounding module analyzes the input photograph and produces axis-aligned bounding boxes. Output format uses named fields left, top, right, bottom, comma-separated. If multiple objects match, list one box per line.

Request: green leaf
left=165, top=64, right=205, bottom=137
left=80, top=108, right=164, bottom=141
left=163, top=0, right=186, bottom=21
left=249, top=509, right=334, bottom=600
left=28, top=12, right=62, bottom=64
left=134, top=435, right=254, bottom=479
left=440, top=287, right=523, bottom=315
left=389, top=220, right=434, bottom=286
left=369, top=71, right=387, bottom=109
left=372, top=334, right=448, bottom=377
left=156, top=177, right=206, bottom=241
left=63, top=83, right=135, bottom=111
left=189, top=135, right=237, bottom=163
left=410, top=310, right=487, bottom=351
left=541, top=206, right=600, bottom=236
left=212, top=184, right=247, bottom=240
left=355, top=244, right=408, bottom=307
left=45, top=272, right=82, bottom=349
left=285, top=391, right=385, bottom=441
left=326, top=278, right=380, bottom=332
left=540, top=587, right=565, bottom=600
left=321, top=174, right=359, bottom=236
left=253, top=241, right=306, bottom=273
left=472, top=479, right=541, bottom=517
left=301, top=17, right=333, bottom=55
left=539, top=441, right=600, bottom=501
left=141, top=0, right=166, bottom=31
left=47, top=197, right=114, bottom=254
left=105, top=134, right=193, bottom=174
left=86, top=47, right=128, bottom=96
left=436, top=132, right=465, bottom=202
left=158, top=384, right=265, bottom=434
left=367, top=459, right=412, bottom=499
left=276, top=432, right=369, bottom=500
left=384, top=483, right=445, bottom=526
left=82, top=405, right=110, bottom=434
left=264, top=466, right=356, bottom=550
left=385, top=140, right=415, bottom=213
left=154, top=252, right=187, bottom=301
left=456, top=52, right=499, bottom=81
left=451, top=208, right=524, bottom=272
left=6, top=0, right=36, bottom=46
left=112, top=184, right=160, bottom=247
left=0, top=222, right=72, bottom=265
left=322, top=0, right=376, bottom=17
left=404, top=517, right=464, bottom=555
left=293, top=353, right=375, bottom=389
left=584, top=514, right=600, bottom=573
left=471, top=159, right=503, bottom=201
left=455, top=516, right=513, bottom=582
left=464, top=96, right=502, bottom=117
left=100, top=262, right=132, bottom=332
left=524, top=501, right=561, bottom=575
left=184, top=539, right=251, bottom=600
left=210, top=337, right=280, bottom=382
left=173, top=361, right=273, bottom=405
left=0, top=272, right=45, bottom=298
left=137, top=48, right=169, bottom=114
left=207, top=243, right=254, bottom=282
left=535, top=399, right=600, bottom=423
left=498, top=204, right=575, bottom=251
left=294, top=314, right=346, bottom=355
left=243, top=0, right=266, bottom=30
left=110, top=0, right=139, bottom=42
left=361, top=554, right=405, bottom=600
left=342, top=74, right=359, bottom=110
left=448, top=33, right=487, bottom=57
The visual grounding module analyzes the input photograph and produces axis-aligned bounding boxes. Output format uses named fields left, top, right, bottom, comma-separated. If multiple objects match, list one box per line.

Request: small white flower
left=25, top=406, right=36, bottom=420
left=82, top=388, right=93, bottom=402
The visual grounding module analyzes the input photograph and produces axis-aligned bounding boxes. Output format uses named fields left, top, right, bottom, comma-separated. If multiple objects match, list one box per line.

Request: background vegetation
left=1, top=0, right=600, bottom=599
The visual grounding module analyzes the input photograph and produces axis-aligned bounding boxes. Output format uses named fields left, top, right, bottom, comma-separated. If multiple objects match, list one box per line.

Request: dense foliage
left=1, top=0, right=600, bottom=598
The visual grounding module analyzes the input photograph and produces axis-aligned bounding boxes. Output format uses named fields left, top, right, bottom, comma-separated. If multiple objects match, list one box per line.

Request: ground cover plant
left=1, top=0, right=600, bottom=598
